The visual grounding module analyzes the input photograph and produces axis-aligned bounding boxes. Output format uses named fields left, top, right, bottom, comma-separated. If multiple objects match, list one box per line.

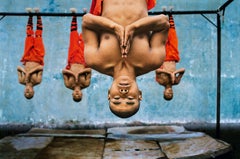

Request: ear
left=108, top=89, right=110, bottom=100
left=139, top=90, right=142, bottom=100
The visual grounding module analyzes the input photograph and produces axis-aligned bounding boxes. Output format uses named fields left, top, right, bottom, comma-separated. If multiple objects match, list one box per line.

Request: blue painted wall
left=0, top=0, right=239, bottom=126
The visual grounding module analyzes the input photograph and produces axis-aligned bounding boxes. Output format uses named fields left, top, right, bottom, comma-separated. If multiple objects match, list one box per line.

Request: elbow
left=82, top=14, right=89, bottom=28
left=157, top=14, right=170, bottom=30
left=162, top=15, right=170, bottom=29
left=82, top=13, right=93, bottom=28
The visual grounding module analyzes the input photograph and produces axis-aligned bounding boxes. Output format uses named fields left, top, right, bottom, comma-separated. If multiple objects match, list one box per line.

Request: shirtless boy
left=62, top=8, right=91, bottom=102
left=82, top=0, right=169, bottom=118
left=155, top=14, right=185, bottom=100
left=17, top=8, right=45, bottom=99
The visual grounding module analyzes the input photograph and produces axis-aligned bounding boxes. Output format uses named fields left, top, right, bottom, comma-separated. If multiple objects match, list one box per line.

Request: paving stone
left=107, top=125, right=204, bottom=141
left=35, top=137, right=105, bottom=159
left=103, top=139, right=166, bottom=159
left=0, top=136, right=53, bottom=159
left=0, top=126, right=232, bottom=159
left=159, top=135, right=232, bottom=159
left=19, top=128, right=106, bottom=138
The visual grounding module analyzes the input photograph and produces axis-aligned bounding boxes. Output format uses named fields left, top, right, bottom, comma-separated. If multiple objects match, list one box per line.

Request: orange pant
left=165, top=15, right=180, bottom=62
left=21, top=16, right=45, bottom=65
left=66, top=16, right=85, bottom=69
left=90, top=0, right=156, bottom=15
left=66, top=32, right=85, bottom=69
left=21, top=30, right=45, bottom=65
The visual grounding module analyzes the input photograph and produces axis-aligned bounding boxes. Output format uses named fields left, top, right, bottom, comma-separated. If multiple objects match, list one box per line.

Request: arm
left=28, top=65, right=44, bottom=86
left=62, top=69, right=76, bottom=89
left=155, top=69, right=172, bottom=86
left=78, top=68, right=92, bottom=88
left=173, top=68, right=185, bottom=85
left=124, top=14, right=170, bottom=54
left=82, top=13, right=124, bottom=47
left=17, top=66, right=26, bottom=85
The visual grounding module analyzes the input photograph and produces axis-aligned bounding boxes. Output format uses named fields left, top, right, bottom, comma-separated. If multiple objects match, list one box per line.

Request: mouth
left=118, top=83, right=130, bottom=88
left=117, top=76, right=131, bottom=87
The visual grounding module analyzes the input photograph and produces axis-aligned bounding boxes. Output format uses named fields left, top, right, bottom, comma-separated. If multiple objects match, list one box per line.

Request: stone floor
left=0, top=125, right=233, bottom=159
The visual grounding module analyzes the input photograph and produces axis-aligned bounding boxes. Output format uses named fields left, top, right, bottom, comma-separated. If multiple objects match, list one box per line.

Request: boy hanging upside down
left=17, top=8, right=45, bottom=99
left=82, top=0, right=169, bottom=118
left=155, top=14, right=185, bottom=100
left=62, top=8, right=92, bottom=102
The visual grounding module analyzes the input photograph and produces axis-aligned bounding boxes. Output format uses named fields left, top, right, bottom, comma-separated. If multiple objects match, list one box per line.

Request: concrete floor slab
left=0, top=136, right=53, bottom=159
left=0, top=126, right=233, bottom=159
left=35, top=138, right=105, bottom=159
left=107, top=125, right=205, bottom=141
left=19, top=128, right=106, bottom=138
left=159, top=135, right=232, bottom=159
left=103, top=139, right=165, bottom=159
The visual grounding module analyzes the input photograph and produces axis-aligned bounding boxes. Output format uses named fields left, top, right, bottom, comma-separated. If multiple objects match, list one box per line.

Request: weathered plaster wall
left=0, top=0, right=239, bottom=126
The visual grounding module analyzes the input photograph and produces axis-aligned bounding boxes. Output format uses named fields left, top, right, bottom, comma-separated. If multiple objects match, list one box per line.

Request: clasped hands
left=114, top=24, right=134, bottom=58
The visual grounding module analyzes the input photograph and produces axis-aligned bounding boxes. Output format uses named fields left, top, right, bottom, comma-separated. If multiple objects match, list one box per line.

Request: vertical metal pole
left=216, top=13, right=221, bottom=139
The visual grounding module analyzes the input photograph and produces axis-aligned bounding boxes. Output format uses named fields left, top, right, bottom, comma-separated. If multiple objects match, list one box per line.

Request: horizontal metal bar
left=0, top=12, right=86, bottom=17
left=0, top=10, right=219, bottom=17
left=148, top=10, right=218, bottom=15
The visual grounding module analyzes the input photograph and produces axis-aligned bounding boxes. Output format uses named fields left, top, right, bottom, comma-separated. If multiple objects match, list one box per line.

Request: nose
left=119, top=89, right=128, bottom=94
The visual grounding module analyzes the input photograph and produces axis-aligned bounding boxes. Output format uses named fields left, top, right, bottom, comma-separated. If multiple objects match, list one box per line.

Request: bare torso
left=90, top=0, right=164, bottom=76
left=97, top=33, right=154, bottom=76
left=102, top=0, right=148, bottom=26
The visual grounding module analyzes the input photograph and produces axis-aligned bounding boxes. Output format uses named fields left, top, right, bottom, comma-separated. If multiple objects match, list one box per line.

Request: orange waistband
left=146, top=0, right=156, bottom=10
left=90, top=0, right=156, bottom=15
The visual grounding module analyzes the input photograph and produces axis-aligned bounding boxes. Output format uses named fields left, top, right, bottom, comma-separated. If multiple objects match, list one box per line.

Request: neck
left=113, top=60, right=136, bottom=80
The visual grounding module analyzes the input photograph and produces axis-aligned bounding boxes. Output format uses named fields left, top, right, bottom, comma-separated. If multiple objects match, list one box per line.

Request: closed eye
left=112, top=96, right=121, bottom=105
left=126, top=101, right=135, bottom=105
left=113, top=101, right=121, bottom=105
left=126, top=96, right=135, bottom=105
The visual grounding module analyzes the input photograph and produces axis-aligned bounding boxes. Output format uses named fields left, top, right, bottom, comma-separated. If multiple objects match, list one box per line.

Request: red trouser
left=164, top=15, right=180, bottom=62
left=21, top=16, right=45, bottom=65
left=66, top=31, right=85, bottom=69
left=21, top=30, right=45, bottom=65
